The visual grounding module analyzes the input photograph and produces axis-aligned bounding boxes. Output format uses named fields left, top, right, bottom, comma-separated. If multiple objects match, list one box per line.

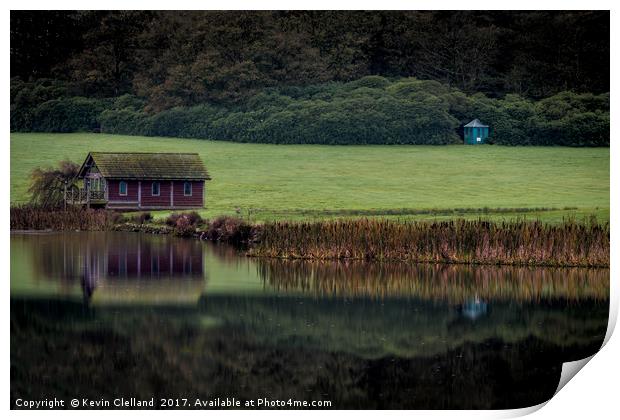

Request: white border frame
left=3, top=2, right=617, bottom=419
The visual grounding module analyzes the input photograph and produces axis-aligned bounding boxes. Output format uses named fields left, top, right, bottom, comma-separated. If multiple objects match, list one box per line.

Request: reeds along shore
left=10, top=205, right=121, bottom=231
left=249, top=219, right=610, bottom=268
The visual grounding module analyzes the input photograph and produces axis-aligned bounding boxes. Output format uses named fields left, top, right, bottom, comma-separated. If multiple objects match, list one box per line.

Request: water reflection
left=12, top=232, right=205, bottom=305
left=25, top=232, right=204, bottom=280
left=11, top=232, right=609, bottom=304
left=459, top=297, right=488, bottom=320
left=10, top=232, right=610, bottom=409
left=255, top=258, right=609, bottom=302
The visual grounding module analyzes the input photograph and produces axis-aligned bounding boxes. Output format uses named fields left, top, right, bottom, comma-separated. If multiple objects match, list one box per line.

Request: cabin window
left=184, top=181, right=192, bottom=196
left=152, top=182, right=160, bottom=196
left=119, top=181, right=127, bottom=196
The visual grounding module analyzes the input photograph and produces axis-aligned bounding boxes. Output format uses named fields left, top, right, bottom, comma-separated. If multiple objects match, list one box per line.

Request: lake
left=10, top=232, right=609, bottom=409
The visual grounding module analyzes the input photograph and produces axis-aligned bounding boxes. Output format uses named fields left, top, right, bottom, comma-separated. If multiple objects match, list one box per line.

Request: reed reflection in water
left=256, top=258, right=609, bottom=302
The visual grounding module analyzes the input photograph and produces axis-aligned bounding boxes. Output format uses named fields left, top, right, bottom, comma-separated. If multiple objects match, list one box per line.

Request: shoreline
left=10, top=214, right=610, bottom=269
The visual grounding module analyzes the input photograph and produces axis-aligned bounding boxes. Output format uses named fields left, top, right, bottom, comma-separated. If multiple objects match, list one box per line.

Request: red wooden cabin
left=73, top=152, right=211, bottom=210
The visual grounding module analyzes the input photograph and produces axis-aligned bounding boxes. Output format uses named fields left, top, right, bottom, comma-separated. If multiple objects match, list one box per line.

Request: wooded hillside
left=10, top=11, right=610, bottom=146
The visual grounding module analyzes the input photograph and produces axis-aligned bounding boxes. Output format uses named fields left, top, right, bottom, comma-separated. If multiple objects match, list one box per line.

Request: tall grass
left=250, top=218, right=609, bottom=267
left=10, top=205, right=122, bottom=231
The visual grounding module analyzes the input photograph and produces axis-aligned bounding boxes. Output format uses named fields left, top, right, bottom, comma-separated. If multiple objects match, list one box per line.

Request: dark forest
left=10, top=11, right=610, bottom=146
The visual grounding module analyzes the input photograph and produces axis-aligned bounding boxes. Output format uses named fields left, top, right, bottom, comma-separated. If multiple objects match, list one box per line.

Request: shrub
left=165, top=212, right=181, bottom=227
left=165, top=211, right=204, bottom=236
left=112, top=94, right=146, bottom=111
left=31, top=97, right=107, bottom=132
left=131, top=212, right=152, bottom=224
left=173, top=214, right=196, bottom=237
left=205, top=216, right=254, bottom=245
left=344, top=75, right=391, bottom=90
left=98, top=108, right=150, bottom=135
left=184, top=211, right=204, bottom=226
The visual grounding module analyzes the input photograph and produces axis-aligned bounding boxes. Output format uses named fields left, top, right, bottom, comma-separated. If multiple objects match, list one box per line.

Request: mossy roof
left=78, top=152, right=211, bottom=180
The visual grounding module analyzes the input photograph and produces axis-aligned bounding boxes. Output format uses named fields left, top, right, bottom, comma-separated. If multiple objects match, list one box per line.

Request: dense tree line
left=12, top=11, right=609, bottom=105
left=11, top=76, right=609, bottom=146
left=10, top=11, right=609, bottom=146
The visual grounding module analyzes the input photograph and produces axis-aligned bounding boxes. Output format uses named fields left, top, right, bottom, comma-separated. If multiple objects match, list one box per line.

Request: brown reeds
left=10, top=205, right=122, bottom=231
left=249, top=219, right=609, bottom=268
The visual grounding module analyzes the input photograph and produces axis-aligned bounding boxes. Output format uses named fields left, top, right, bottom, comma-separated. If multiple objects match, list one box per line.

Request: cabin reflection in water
left=59, top=233, right=204, bottom=281
left=26, top=232, right=206, bottom=304
left=106, top=236, right=203, bottom=279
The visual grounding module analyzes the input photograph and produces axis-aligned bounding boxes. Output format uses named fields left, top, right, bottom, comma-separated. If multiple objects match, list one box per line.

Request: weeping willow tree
left=28, top=160, right=79, bottom=208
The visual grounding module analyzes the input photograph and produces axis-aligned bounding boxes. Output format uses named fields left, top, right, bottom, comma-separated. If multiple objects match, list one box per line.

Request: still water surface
left=11, top=232, right=609, bottom=409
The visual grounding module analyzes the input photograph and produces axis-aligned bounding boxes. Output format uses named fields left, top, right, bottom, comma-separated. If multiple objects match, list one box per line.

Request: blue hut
left=463, top=119, right=489, bottom=144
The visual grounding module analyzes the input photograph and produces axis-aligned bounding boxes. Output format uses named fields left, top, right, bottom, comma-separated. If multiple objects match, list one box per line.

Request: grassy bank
left=10, top=133, right=609, bottom=223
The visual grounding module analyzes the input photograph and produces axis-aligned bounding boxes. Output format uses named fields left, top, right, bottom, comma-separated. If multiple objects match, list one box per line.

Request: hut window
left=119, top=181, right=127, bottom=196
left=152, top=182, right=160, bottom=196
left=184, top=181, right=192, bottom=196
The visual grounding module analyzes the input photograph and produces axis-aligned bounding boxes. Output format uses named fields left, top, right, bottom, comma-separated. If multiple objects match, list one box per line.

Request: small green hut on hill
left=463, top=119, right=489, bottom=145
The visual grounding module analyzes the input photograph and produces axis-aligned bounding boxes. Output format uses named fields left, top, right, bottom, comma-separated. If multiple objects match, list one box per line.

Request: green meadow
left=10, top=133, right=609, bottom=223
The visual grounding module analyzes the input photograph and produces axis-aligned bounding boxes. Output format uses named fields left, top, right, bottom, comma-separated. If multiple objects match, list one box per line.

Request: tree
left=28, top=161, right=80, bottom=208
left=10, top=11, right=83, bottom=79
left=64, top=11, right=154, bottom=96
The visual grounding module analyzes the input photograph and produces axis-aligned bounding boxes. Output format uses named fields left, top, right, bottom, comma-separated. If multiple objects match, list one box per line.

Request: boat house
left=463, top=119, right=490, bottom=144
left=70, top=152, right=211, bottom=210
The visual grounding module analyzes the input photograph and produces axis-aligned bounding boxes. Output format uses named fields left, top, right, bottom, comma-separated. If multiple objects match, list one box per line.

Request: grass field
left=10, top=133, right=609, bottom=223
